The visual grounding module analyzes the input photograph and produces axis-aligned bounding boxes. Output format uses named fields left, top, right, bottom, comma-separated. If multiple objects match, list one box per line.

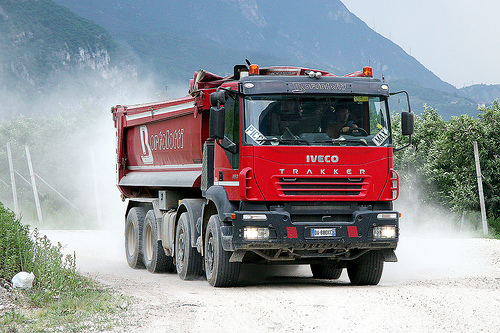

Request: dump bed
left=112, top=94, right=211, bottom=198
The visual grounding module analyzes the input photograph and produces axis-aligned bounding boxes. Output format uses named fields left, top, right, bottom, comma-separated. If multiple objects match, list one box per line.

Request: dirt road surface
left=41, top=229, right=500, bottom=332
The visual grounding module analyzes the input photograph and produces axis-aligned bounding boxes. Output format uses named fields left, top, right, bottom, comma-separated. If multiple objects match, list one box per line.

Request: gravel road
left=41, top=229, right=500, bottom=332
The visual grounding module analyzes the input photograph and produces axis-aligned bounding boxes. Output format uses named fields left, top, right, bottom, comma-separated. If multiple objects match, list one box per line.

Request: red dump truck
left=111, top=63, right=414, bottom=287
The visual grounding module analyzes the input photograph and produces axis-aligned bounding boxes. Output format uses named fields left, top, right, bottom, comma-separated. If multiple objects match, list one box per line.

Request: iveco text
left=306, top=155, right=339, bottom=163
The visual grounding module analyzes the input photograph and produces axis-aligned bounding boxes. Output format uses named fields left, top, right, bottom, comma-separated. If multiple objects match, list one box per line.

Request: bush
left=0, top=201, right=93, bottom=304
left=488, top=216, right=500, bottom=237
left=25, top=230, right=95, bottom=307
left=0, top=201, right=128, bottom=331
left=0, top=203, right=33, bottom=280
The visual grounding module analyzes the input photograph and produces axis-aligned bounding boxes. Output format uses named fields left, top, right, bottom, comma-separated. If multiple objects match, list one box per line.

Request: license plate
left=311, top=228, right=336, bottom=237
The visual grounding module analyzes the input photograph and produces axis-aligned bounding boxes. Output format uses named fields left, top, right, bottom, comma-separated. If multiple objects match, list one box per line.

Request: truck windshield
left=243, top=95, right=391, bottom=147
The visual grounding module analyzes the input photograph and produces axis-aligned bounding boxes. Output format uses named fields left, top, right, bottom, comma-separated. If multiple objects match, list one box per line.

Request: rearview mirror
left=401, top=111, right=414, bottom=136
left=209, top=106, right=225, bottom=139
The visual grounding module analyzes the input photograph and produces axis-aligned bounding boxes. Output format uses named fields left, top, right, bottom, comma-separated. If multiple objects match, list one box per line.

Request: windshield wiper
left=312, top=139, right=368, bottom=146
left=258, top=138, right=311, bottom=145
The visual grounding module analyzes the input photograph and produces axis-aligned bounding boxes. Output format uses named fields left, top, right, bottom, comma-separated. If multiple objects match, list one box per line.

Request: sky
left=341, top=0, right=499, bottom=88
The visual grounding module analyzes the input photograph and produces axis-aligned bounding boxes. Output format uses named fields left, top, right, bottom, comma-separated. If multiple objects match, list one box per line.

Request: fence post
left=25, top=146, right=43, bottom=224
left=473, top=141, right=488, bottom=236
left=6, top=143, right=19, bottom=216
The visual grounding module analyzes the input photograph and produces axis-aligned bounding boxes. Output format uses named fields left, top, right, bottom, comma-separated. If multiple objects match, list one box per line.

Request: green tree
left=393, top=105, right=446, bottom=202
left=477, top=101, right=500, bottom=218
left=422, top=113, right=484, bottom=211
left=393, top=102, right=500, bottom=232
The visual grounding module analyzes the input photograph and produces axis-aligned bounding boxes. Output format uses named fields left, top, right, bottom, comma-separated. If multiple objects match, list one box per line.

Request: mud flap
left=381, top=249, right=398, bottom=262
left=229, top=250, right=246, bottom=263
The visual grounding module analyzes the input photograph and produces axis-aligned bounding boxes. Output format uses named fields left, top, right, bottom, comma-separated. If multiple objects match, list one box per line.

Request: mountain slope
left=0, top=0, right=144, bottom=118
left=52, top=0, right=455, bottom=94
left=389, top=80, right=478, bottom=119
left=459, top=84, right=500, bottom=105
left=0, top=0, right=120, bottom=91
left=1, top=0, right=490, bottom=120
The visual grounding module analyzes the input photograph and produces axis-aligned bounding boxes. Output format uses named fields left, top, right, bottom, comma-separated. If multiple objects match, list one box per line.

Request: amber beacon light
left=249, top=64, right=260, bottom=75
left=363, top=66, right=373, bottom=77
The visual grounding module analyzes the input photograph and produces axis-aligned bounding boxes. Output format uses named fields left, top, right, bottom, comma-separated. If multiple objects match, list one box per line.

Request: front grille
left=277, top=177, right=367, bottom=196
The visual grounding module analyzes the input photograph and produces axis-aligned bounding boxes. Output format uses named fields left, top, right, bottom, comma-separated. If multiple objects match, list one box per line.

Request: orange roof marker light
left=249, top=64, right=260, bottom=75
left=363, top=66, right=373, bottom=77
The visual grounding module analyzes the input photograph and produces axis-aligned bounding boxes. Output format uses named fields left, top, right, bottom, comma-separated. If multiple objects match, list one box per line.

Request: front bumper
left=220, top=209, right=399, bottom=254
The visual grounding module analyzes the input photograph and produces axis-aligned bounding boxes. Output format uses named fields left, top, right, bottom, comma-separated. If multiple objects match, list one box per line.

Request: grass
left=0, top=202, right=131, bottom=332
left=2, top=288, right=131, bottom=332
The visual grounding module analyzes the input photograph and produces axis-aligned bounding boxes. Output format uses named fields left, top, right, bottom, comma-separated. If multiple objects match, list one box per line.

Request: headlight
left=243, top=227, right=270, bottom=240
left=373, top=225, right=397, bottom=239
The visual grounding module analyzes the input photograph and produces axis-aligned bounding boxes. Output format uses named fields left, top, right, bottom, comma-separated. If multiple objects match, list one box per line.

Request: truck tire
left=204, top=214, right=240, bottom=287
left=346, top=250, right=384, bottom=285
left=175, top=212, right=203, bottom=280
left=125, top=206, right=148, bottom=269
left=310, top=262, right=343, bottom=280
left=143, top=210, right=174, bottom=273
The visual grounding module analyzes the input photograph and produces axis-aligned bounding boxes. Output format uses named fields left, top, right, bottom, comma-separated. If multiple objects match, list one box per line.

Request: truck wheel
left=143, top=210, right=174, bottom=273
left=125, top=206, right=148, bottom=269
left=204, top=214, right=240, bottom=287
left=175, top=212, right=203, bottom=280
left=346, top=250, right=384, bottom=285
left=310, top=262, right=343, bottom=280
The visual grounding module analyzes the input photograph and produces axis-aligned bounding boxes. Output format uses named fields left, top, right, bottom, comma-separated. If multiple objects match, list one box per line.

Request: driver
left=321, top=106, right=358, bottom=138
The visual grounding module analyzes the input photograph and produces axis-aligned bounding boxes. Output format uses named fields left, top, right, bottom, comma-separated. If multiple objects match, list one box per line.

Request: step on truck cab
left=111, top=63, right=414, bottom=287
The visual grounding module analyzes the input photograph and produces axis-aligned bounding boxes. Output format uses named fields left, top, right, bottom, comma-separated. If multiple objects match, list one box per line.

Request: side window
left=369, top=100, right=381, bottom=135
left=369, top=99, right=387, bottom=135
left=224, top=96, right=239, bottom=169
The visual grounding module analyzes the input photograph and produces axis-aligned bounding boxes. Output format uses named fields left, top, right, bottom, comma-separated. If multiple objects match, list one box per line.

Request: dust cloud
left=0, top=34, right=196, bottom=276
left=0, top=62, right=189, bottom=230
left=383, top=175, right=487, bottom=284
left=5, top=68, right=194, bottom=274
left=66, top=75, right=189, bottom=231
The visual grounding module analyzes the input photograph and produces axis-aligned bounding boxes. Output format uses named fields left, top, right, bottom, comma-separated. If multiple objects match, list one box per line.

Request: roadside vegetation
left=0, top=203, right=129, bottom=332
left=393, top=101, right=500, bottom=237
